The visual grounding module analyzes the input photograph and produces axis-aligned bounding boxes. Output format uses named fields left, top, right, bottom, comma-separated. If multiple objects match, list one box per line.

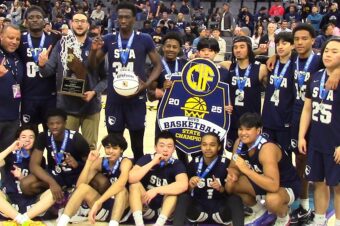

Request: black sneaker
left=290, top=205, right=313, bottom=225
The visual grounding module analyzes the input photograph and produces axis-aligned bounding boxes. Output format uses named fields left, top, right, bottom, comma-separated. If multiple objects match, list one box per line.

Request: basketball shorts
left=306, top=149, right=340, bottom=186
left=21, top=97, right=56, bottom=125
left=262, top=127, right=291, bottom=155
left=105, top=101, right=146, bottom=132
left=0, top=193, right=38, bottom=219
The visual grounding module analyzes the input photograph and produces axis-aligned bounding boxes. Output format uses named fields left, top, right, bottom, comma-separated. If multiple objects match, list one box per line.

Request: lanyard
left=51, top=130, right=69, bottom=166
left=196, top=156, right=218, bottom=179
left=27, top=33, right=45, bottom=64
left=15, top=148, right=30, bottom=163
left=319, top=70, right=328, bottom=102
left=103, top=157, right=121, bottom=175
left=161, top=58, right=178, bottom=75
left=235, top=64, right=252, bottom=91
left=236, top=135, right=264, bottom=155
left=160, top=157, right=175, bottom=167
left=117, top=31, right=135, bottom=66
left=296, top=53, right=314, bottom=87
left=273, top=60, right=291, bottom=90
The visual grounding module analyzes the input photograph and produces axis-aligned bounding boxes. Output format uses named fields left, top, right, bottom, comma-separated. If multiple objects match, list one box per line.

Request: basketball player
left=298, top=37, right=340, bottom=226
left=89, top=1, right=162, bottom=161
left=38, top=12, right=106, bottom=150
left=20, top=108, right=90, bottom=203
left=0, top=124, right=54, bottom=225
left=148, top=32, right=188, bottom=163
left=265, top=23, right=339, bottom=224
left=58, top=134, right=133, bottom=226
left=220, top=36, right=268, bottom=151
left=262, top=32, right=295, bottom=153
left=174, top=132, right=244, bottom=226
left=226, top=113, right=300, bottom=225
left=18, top=6, right=56, bottom=129
left=129, top=131, right=188, bottom=226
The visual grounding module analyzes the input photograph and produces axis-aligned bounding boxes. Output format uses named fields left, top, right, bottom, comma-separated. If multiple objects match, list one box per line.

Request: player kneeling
left=129, top=131, right=188, bottom=226
left=226, top=113, right=301, bottom=225
left=57, top=134, right=133, bottom=226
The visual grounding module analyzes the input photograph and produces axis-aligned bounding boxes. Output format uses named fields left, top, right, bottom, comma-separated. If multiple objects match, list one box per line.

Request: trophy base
left=59, top=77, right=85, bottom=97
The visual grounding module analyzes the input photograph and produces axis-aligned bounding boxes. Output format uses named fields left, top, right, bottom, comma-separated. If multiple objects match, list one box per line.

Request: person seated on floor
left=57, top=134, right=133, bottom=226
left=20, top=108, right=90, bottom=209
left=173, top=132, right=244, bottom=226
left=128, top=131, right=188, bottom=226
left=226, top=112, right=301, bottom=225
left=0, top=124, right=54, bottom=225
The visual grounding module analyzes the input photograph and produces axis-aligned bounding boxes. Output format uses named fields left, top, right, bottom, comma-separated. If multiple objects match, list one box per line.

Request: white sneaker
left=244, top=206, right=267, bottom=225
left=304, top=220, right=327, bottom=226
left=273, top=216, right=290, bottom=226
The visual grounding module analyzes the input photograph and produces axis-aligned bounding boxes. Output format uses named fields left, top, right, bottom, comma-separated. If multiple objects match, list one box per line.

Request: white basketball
left=113, top=70, right=139, bottom=96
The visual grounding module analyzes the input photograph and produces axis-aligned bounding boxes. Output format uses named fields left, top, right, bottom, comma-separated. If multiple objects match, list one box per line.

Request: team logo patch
left=107, top=116, right=116, bottom=126
left=158, top=59, right=230, bottom=154
left=22, top=114, right=31, bottom=123
left=291, top=139, right=298, bottom=149
left=305, top=165, right=311, bottom=176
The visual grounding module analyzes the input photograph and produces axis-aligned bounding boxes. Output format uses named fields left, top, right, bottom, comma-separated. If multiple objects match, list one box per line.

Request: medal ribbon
left=236, top=135, right=265, bottom=155
left=161, top=58, right=178, bottom=75
left=117, top=31, right=135, bottom=66
left=273, top=60, right=291, bottom=90
left=235, top=64, right=252, bottom=92
left=296, top=53, right=314, bottom=87
left=103, top=157, right=122, bottom=175
left=27, top=33, right=46, bottom=64
left=160, top=157, right=175, bottom=168
left=51, top=130, right=69, bottom=166
left=15, top=148, right=30, bottom=163
left=319, top=70, right=329, bottom=102
left=196, top=156, right=218, bottom=179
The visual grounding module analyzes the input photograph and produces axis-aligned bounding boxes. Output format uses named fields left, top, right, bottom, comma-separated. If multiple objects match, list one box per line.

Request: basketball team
left=0, top=1, right=339, bottom=226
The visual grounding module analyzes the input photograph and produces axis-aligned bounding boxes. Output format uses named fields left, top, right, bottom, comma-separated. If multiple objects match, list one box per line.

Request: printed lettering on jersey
left=158, top=58, right=230, bottom=154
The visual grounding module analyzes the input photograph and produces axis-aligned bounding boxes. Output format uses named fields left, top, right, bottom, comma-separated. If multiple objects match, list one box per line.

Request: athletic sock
left=250, top=202, right=263, bottom=213
left=334, top=218, right=340, bottom=226
left=132, top=210, right=144, bottom=226
left=154, top=214, right=168, bottom=226
left=276, top=214, right=289, bottom=224
left=300, top=198, right=310, bottom=210
left=314, top=213, right=326, bottom=224
left=57, top=214, right=71, bottom=226
left=109, top=220, right=119, bottom=226
left=14, top=214, right=25, bottom=224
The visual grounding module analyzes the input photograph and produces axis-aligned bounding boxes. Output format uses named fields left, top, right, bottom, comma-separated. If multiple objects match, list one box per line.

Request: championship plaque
left=59, top=48, right=87, bottom=97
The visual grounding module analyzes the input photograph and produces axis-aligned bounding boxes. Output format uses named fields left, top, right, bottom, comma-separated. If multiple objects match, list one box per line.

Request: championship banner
left=157, top=58, right=230, bottom=154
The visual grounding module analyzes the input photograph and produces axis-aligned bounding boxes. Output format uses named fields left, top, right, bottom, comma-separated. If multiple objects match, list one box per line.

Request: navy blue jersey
left=305, top=69, right=340, bottom=153
left=101, top=157, right=124, bottom=184
left=0, top=50, right=24, bottom=121
left=35, top=129, right=90, bottom=176
left=18, top=32, right=56, bottom=100
left=2, top=152, right=30, bottom=195
left=292, top=54, right=321, bottom=122
left=228, top=61, right=262, bottom=129
left=238, top=136, right=300, bottom=188
left=102, top=32, right=155, bottom=104
left=218, top=65, right=231, bottom=84
left=156, top=58, right=187, bottom=89
left=188, top=155, right=229, bottom=200
left=262, top=60, right=295, bottom=129
left=135, top=154, right=186, bottom=189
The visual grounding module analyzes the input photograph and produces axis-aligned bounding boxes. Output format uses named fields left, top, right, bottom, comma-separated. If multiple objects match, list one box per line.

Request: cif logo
left=182, top=58, right=220, bottom=96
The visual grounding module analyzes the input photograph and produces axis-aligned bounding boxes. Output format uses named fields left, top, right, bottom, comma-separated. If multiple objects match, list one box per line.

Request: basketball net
left=60, top=30, right=83, bottom=77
